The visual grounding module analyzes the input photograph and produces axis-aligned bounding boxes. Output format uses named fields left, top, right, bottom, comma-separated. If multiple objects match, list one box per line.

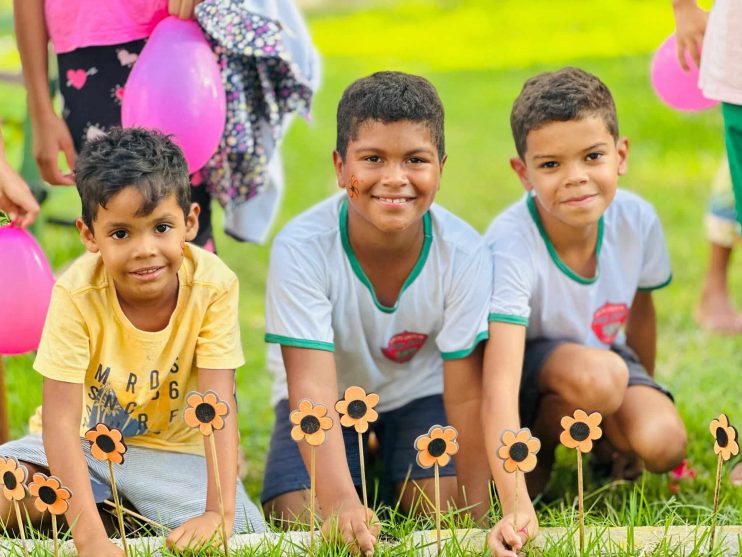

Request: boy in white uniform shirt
left=262, top=71, right=492, bottom=555
left=483, top=68, right=688, bottom=556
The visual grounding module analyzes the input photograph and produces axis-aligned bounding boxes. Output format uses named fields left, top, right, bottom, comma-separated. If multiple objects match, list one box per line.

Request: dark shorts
left=519, top=339, right=674, bottom=428
left=261, top=394, right=455, bottom=504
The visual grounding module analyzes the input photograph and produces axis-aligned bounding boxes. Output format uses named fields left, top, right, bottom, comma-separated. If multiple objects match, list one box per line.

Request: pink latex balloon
left=650, top=34, right=718, bottom=112
left=122, top=17, right=226, bottom=174
left=0, top=226, right=54, bottom=355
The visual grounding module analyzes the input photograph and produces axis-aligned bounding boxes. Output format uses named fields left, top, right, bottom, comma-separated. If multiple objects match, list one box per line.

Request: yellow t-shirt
left=32, top=244, right=244, bottom=455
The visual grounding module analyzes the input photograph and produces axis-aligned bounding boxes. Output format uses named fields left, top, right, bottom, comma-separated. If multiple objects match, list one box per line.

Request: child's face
left=77, top=187, right=199, bottom=305
left=333, top=119, right=445, bottom=235
left=511, top=116, right=628, bottom=231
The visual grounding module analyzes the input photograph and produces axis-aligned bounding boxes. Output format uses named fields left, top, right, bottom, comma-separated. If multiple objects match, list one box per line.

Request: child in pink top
left=14, top=0, right=215, bottom=249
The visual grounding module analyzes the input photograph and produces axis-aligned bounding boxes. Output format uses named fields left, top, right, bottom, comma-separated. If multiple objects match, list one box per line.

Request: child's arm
left=283, top=346, right=380, bottom=556
left=670, top=0, right=709, bottom=70
left=0, top=127, right=39, bottom=227
left=166, top=368, right=238, bottom=551
left=483, top=322, right=537, bottom=557
left=13, top=0, right=76, bottom=185
left=168, top=0, right=205, bottom=19
left=42, top=378, right=124, bottom=557
left=624, top=291, right=656, bottom=375
left=442, top=345, right=491, bottom=520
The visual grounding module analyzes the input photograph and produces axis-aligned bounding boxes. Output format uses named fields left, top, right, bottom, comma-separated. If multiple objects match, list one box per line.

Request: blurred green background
left=1, top=0, right=740, bottom=528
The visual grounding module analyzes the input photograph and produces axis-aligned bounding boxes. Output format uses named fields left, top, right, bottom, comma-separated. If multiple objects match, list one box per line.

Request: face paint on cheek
left=348, top=175, right=360, bottom=200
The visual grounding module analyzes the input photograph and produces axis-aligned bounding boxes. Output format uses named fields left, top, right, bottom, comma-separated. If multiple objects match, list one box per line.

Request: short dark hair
left=75, top=127, right=191, bottom=230
left=336, top=71, right=445, bottom=160
left=510, top=67, right=619, bottom=159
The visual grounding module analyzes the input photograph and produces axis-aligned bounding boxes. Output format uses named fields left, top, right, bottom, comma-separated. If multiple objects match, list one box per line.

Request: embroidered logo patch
left=591, top=302, right=629, bottom=345
left=381, top=331, right=428, bottom=363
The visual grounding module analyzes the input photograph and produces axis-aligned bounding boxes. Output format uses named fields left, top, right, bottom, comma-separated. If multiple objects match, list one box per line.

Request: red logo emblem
left=381, top=331, right=428, bottom=363
left=591, top=302, right=629, bottom=345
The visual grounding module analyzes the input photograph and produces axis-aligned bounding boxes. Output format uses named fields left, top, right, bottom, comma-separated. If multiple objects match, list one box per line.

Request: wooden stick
left=0, top=358, right=9, bottom=444
left=208, top=434, right=229, bottom=557
left=108, top=461, right=128, bottom=557
left=513, top=470, right=519, bottom=532
left=102, top=500, right=169, bottom=532
left=309, top=446, right=316, bottom=554
left=12, top=500, right=28, bottom=557
left=52, top=513, right=58, bottom=557
left=434, top=463, right=441, bottom=555
left=358, top=432, right=368, bottom=521
left=577, top=450, right=584, bottom=556
left=710, top=453, right=723, bottom=549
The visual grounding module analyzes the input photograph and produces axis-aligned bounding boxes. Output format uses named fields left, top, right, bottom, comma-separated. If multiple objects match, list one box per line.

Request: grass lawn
left=1, top=0, right=742, bottom=554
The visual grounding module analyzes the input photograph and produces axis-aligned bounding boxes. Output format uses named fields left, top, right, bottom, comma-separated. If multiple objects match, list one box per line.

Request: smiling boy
left=0, top=128, right=263, bottom=557
left=483, top=68, right=687, bottom=556
left=262, top=71, right=492, bottom=554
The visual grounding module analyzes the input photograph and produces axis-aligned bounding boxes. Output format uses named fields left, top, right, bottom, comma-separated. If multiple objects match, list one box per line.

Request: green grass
left=1, top=0, right=742, bottom=555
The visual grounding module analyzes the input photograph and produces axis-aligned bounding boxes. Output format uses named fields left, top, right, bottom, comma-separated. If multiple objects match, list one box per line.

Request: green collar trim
left=339, top=198, right=433, bottom=314
left=526, top=195, right=603, bottom=285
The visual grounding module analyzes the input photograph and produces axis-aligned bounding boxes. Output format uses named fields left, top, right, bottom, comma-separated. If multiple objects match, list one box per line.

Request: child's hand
left=168, top=0, right=204, bottom=19
left=76, top=536, right=124, bottom=557
left=671, top=1, right=708, bottom=71
left=321, top=504, right=380, bottom=556
left=0, top=159, right=39, bottom=227
left=31, top=112, right=76, bottom=186
left=487, top=507, right=538, bottom=557
left=165, top=510, right=230, bottom=551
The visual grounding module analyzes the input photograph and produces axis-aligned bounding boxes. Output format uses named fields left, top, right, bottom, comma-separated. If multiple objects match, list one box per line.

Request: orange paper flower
left=290, top=399, right=333, bottom=446
left=560, top=409, right=603, bottom=453
left=498, top=428, right=541, bottom=473
left=0, top=457, right=27, bottom=501
left=184, top=390, right=230, bottom=436
left=84, top=423, right=128, bottom=464
left=414, top=425, right=459, bottom=469
left=28, top=473, right=71, bottom=515
left=710, top=413, right=739, bottom=462
left=335, top=386, right=379, bottom=433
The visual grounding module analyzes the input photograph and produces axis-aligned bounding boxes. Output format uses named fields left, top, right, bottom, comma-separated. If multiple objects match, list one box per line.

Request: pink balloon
left=0, top=226, right=54, bottom=355
left=651, top=34, right=718, bottom=112
left=122, top=17, right=226, bottom=174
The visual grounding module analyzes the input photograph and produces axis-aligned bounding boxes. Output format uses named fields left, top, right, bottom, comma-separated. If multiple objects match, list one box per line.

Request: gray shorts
left=0, top=434, right=265, bottom=533
left=519, top=340, right=674, bottom=428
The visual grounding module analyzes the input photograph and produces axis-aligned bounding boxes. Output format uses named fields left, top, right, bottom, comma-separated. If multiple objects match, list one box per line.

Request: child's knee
left=263, top=490, right=314, bottom=528
left=555, top=350, right=628, bottom=413
left=634, top=415, right=687, bottom=473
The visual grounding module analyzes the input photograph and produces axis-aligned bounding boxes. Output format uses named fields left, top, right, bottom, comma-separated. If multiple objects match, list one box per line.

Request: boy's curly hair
left=74, top=127, right=191, bottom=229
left=510, top=67, right=619, bottom=159
left=336, top=71, right=445, bottom=161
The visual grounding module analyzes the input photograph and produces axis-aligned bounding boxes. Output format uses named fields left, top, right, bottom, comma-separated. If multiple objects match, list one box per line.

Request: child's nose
left=381, top=163, right=408, bottom=187
left=133, top=235, right=157, bottom=257
left=564, top=163, right=589, bottom=185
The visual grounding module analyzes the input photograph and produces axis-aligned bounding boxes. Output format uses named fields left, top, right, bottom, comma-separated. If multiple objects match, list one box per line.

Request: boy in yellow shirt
left=0, top=128, right=263, bottom=557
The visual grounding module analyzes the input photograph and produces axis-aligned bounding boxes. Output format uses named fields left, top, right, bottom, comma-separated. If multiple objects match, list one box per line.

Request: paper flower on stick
left=184, top=390, right=230, bottom=436
left=0, top=457, right=27, bottom=501
left=85, top=423, right=127, bottom=464
left=335, top=386, right=379, bottom=433
left=28, top=473, right=71, bottom=515
left=710, top=414, right=739, bottom=462
left=498, top=428, right=540, bottom=473
left=415, top=425, right=459, bottom=469
left=560, top=409, right=603, bottom=453
left=290, top=399, right=333, bottom=446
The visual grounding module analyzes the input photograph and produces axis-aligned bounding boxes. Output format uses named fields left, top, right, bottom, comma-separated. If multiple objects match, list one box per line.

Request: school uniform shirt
left=265, top=193, right=492, bottom=412
left=32, top=244, right=244, bottom=455
left=486, top=189, right=672, bottom=347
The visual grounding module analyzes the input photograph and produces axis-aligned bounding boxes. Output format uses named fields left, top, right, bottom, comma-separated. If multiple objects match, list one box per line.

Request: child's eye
left=155, top=223, right=172, bottom=234
left=540, top=161, right=558, bottom=169
left=586, top=152, right=604, bottom=161
left=364, top=155, right=381, bottom=163
left=111, top=230, right=128, bottom=240
left=408, top=157, right=427, bottom=164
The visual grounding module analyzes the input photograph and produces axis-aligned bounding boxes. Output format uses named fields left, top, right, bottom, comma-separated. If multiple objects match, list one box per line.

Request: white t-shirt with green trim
left=486, top=189, right=671, bottom=348
left=266, top=194, right=492, bottom=412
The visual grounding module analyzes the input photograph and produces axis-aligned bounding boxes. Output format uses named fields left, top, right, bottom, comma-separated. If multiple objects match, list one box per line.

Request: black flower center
left=509, top=442, right=529, bottom=462
left=570, top=422, right=590, bottom=442
left=3, top=471, right=17, bottom=490
left=716, top=427, right=729, bottom=448
left=347, top=400, right=367, bottom=419
left=39, top=486, right=57, bottom=505
left=95, top=434, right=116, bottom=453
left=428, top=438, right=447, bottom=458
left=301, top=415, right=320, bottom=434
left=195, top=403, right=216, bottom=424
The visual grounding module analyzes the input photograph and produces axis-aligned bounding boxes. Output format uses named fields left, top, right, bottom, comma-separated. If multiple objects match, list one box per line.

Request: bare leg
left=263, top=490, right=318, bottom=529
left=395, top=476, right=458, bottom=517
left=696, top=242, right=742, bottom=334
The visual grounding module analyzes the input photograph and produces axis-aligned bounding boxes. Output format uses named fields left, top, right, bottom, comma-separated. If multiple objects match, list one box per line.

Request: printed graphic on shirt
left=591, top=302, right=630, bottom=345
left=381, top=331, right=428, bottom=363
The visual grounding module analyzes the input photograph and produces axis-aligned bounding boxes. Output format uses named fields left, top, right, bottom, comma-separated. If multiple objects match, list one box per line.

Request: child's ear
left=616, top=137, right=630, bottom=176
left=332, top=150, right=345, bottom=189
left=510, top=157, right=533, bottom=192
left=184, top=203, right=200, bottom=242
left=76, top=218, right=99, bottom=253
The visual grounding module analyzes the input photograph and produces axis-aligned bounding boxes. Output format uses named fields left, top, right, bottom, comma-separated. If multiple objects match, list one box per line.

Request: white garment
left=486, top=189, right=672, bottom=348
left=700, top=0, right=742, bottom=104
left=266, top=193, right=492, bottom=412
